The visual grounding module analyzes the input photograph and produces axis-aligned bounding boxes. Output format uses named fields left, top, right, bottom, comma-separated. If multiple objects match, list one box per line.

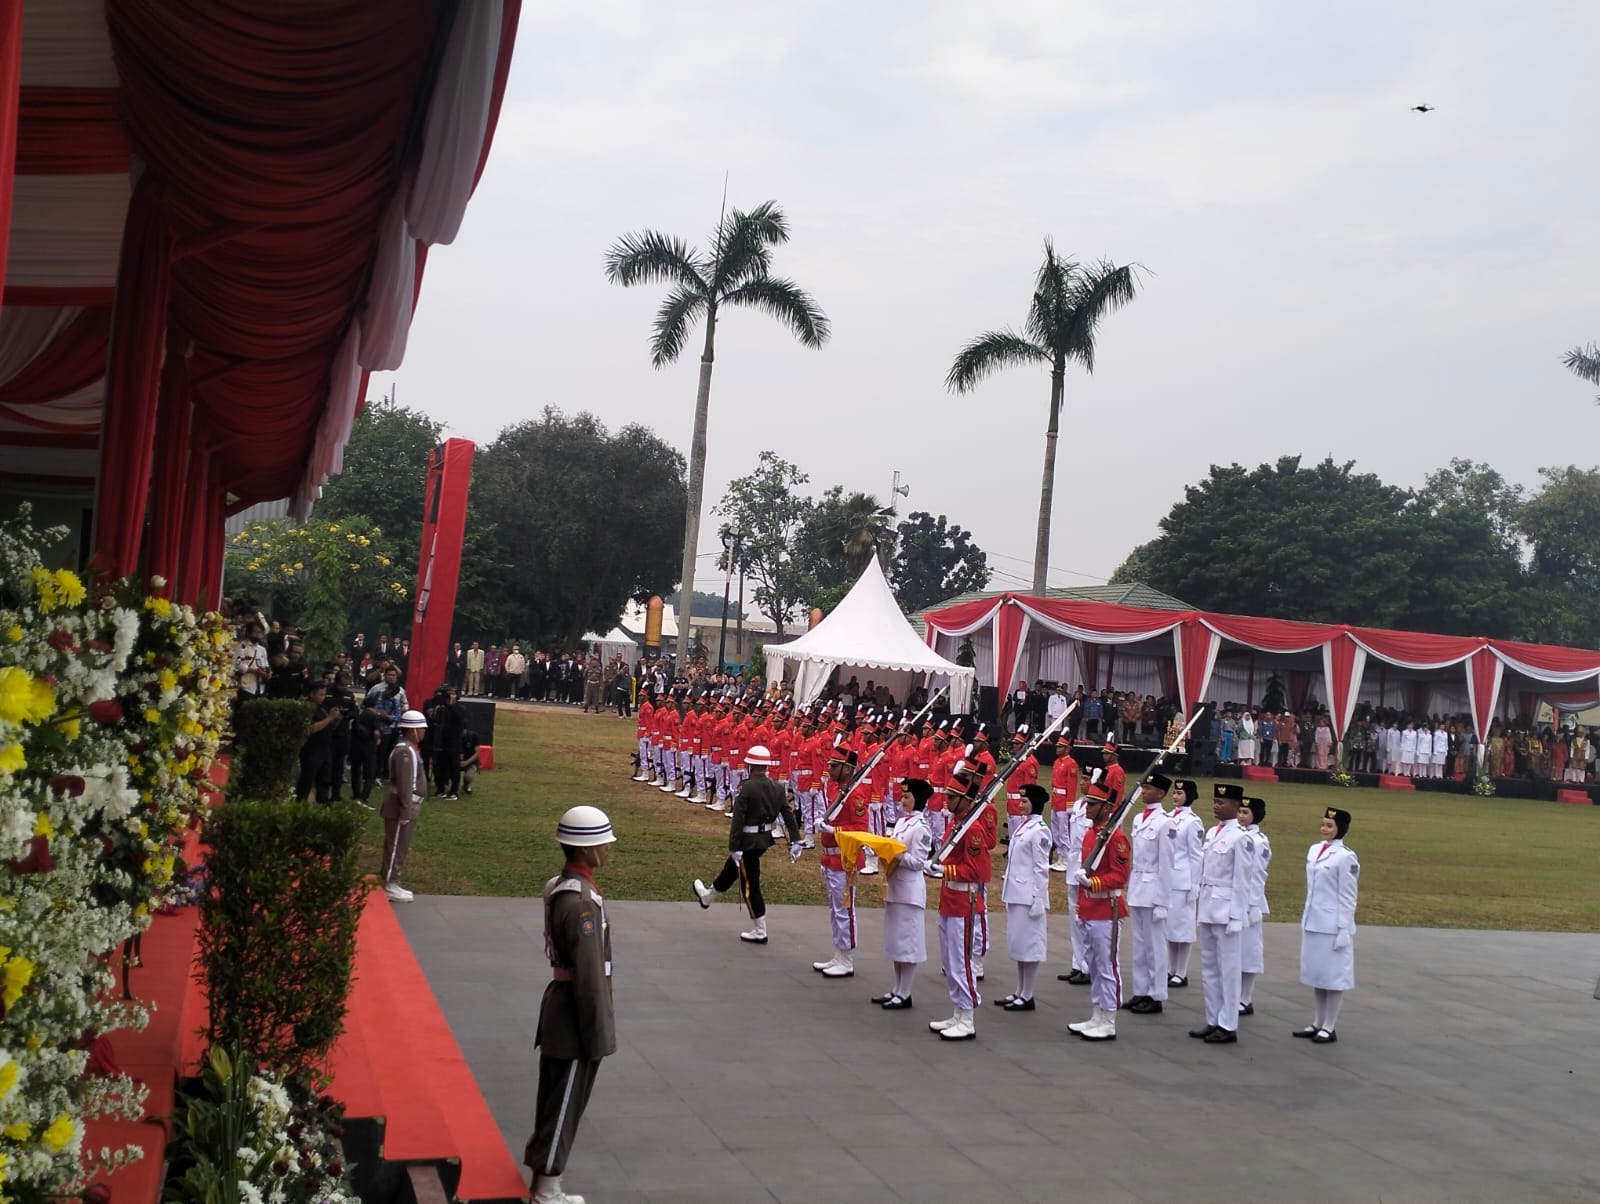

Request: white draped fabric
left=1324, top=642, right=1367, bottom=739
left=406, top=0, right=502, bottom=246
left=359, top=187, right=418, bottom=371
left=295, top=320, right=363, bottom=516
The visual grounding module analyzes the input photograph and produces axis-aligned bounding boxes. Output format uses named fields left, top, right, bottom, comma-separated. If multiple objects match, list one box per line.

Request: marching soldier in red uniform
left=813, top=744, right=868, bottom=977
left=1067, top=779, right=1132, bottom=1042
left=1002, top=725, right=1039, bottom=844
left=928, top=758, right=997, bottom=1041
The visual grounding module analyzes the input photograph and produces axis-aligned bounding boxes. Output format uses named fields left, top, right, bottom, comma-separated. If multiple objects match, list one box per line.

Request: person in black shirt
left=296, top=682, right=340, bottom=802
left=433, top=688, right=466, bottom=799
left=326, top=674, right=355, bottom=801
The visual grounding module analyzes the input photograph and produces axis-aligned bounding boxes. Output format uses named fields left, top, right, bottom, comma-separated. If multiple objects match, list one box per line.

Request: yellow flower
left=41, top=1112, right=73, bottom=1153
left=2, top=954, right=34, bottom=1008
left=144, top=708, right=161, bottom=724
left=145, top=596, right=172, bottom=618
left=292, top=561, right=304, bottom=571
left=31, top=813, right=51, bottom=839
left=3, top=625, right=20, bottom=643
left=157, top=669, right=178, bottom=692
left=0, top=666, right=54, bottom=724
left=0, top=744, right=25, bottom=775
left=29, top=566, right=59, bottom=610
left=52, top=568, right=86, bottom=606
left=0, top=1056, right=16, bottom=1097
left=2, top=1122, right=28, bottom=1140
left=359, top=536, right=371, bottom=548
left=58, top=717, right=80, bottom=740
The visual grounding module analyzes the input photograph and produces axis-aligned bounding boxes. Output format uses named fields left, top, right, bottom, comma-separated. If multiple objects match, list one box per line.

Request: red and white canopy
left=922, top=593, right=1600, bottom=742
left=0, top=0, right=521, bottom=600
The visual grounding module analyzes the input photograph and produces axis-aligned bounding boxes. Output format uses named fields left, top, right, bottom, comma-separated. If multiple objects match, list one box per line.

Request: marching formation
left=630, top=687, right=1362, bottom=1048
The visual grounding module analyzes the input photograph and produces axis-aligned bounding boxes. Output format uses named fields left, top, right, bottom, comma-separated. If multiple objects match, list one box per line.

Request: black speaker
left=458, top=698, right=497, bottom=744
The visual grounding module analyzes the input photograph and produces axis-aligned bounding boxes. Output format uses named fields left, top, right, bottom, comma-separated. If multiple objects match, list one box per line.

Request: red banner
left=407, top=438, right=474, bottom=696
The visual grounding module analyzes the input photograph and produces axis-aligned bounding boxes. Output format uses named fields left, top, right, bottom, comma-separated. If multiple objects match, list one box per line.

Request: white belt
left=943, top=881, right=980, bottom=892
left=1086, top=889, right=1123, bottom=899
left=741, top=825, right=762, bottom=833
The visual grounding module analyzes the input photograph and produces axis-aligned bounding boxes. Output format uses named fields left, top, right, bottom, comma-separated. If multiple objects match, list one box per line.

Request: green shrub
left=232, top=697, right=311, bottom=799
left=199, top=800, right=367, bottom=1078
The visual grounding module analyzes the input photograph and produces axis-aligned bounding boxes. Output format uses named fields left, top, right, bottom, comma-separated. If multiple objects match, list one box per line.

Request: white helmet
left=557, top=805, right=616, bottom=847
left=744, top=744, right=778, bottom=767
left=397, top=709, right=428, bottom=729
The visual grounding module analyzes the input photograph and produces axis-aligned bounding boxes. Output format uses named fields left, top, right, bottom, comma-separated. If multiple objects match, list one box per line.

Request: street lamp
left=717, top=526, right=740, bottom=673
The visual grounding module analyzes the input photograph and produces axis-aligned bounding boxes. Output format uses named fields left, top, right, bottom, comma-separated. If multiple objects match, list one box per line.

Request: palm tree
left=834, top=490, right=897, bottom=575
left=946, top=241, right=1143, bottom=594
left=1565, top=343, right=1600, bottom=403
left=604, top=201, right=829, bottom=623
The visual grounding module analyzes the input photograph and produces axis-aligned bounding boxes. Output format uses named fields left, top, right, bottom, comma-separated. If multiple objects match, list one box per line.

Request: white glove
left=818, top=822, right=835, bottom=836
left=1225, top=919, right=1242, bottom=935
left=1069, top=868, right=1090, bottom=887
left=1333, top=929, right=1351, bottom=951
left=731, top=850, right=744, bottom=864
left=789, top=843, right=803, bottom=864
left=1029, top=896, right=1045, bottom=919
left=1247, top=908, right=1262, bottom=926
left=1152, top=906, right=1167, bottom=922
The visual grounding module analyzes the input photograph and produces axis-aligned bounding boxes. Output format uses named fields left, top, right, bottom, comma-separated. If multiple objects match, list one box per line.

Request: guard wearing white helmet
left=379, top=709, right=429, bottom=902
left=524, top=805, right=618, bottom=1204
left=693, top=744, right=801, bottom=944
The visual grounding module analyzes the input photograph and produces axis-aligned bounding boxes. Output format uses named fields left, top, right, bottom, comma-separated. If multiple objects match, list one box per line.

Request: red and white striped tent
left=0, top=0, right=521, bottom=602
left=922, top=593, right=1600, bottom=743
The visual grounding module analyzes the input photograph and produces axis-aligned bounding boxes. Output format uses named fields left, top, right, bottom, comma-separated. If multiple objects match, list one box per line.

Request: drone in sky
left=1410, top=103, right=1435, bottom=113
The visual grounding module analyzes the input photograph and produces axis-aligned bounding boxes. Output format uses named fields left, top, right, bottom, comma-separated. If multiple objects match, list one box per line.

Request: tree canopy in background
left=712, top=451, right=815, bottom=635
left=892, top=511, right=992, bottom=612
left=1112, top=454, right=1600, bottom=648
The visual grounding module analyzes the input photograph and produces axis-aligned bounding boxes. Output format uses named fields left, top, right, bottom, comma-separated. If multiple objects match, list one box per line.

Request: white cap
left=397, top=709, right=428, bottom=729
left=744, top=744, right=779, bottom=767
left=557, top=805, right=616, bottom=847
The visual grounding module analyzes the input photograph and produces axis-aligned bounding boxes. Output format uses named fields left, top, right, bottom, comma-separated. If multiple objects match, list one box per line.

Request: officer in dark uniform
left=525, top=805, right=617, bottom=1204
left=693, top=743, right=802, bottom=944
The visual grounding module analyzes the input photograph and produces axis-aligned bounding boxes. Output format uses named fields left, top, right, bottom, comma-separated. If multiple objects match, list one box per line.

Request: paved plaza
left=398, top=896, right=1600, bottom=1203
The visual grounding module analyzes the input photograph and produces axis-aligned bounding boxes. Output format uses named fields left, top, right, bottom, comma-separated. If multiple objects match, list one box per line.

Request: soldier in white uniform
left=1297, top=806, right=1359, bottom=1044
left=871, top=778, right=933, bottom=1010
left=1055, top=774, right=1095, bottom=987
left=1238, top=796, right=1272, bottom=1017
left=1189, top=782, right=1254, bottom=1045
left=995, top=784, right=1052, bottom=1011
left=1399, top=721, right=1419, bottom=777
left=1165, top=779, right=1204, bottom=988
left=1124, top=773, right=1174, bottom=1014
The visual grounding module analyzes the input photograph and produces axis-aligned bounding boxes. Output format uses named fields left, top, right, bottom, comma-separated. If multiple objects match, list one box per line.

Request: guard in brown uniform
left=525, top=805, right=618, bottom=1204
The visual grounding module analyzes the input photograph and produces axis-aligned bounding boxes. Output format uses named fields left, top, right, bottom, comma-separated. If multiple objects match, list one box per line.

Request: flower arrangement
left=1, top=505, right=233, bottom=1199
left=1328, top=770, right=1358, bottom=788
left=1471, top=774, right=1496, bottom=797
left=164, top=1046, right=358, bottom=1204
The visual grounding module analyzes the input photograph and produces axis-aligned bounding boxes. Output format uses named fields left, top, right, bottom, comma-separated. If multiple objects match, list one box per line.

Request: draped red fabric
left=1349, top=627, right=1478, bottom=667
left=0, top=0, right=22, bottom=301
left=1324, top=633, right=1360, bottom=738
left=1081, top=643, right=1099, bottom=690
left=195, top=483, right=226, bottom=608
left=1202, top=613, right=1340, bottom=651
left=1160, top=657, right=1178, bottom=703
left=0, top=307, right=112, bottom=408
left=1487, top=639, right=1600, bottom=675
left=1175, top=620, right=1218, bottom=715
left=1288, top=670, right=1313, bottom=712
left=16, top=88, right=130, bottom=173
left=994, top=599, right=1026, bottom=706
left=1466, top=648, right=1502, bottom=742
left=1516, top=693, right=1539, bottom=723
left=144, top=349, right=192, bottom=596
left=1023, top=596, right=1187, bottom=636
left=1404, top=683, right=1429, bottom=716
left=924, top=596, right=1004, bottom=634
left=92, top=174, right=172, bottom=578
left=174, top=448, right=211, bottom=606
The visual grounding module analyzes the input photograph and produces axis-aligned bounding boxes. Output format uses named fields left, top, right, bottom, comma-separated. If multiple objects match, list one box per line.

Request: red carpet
left=1241, top=765, right=1278, bottom=782
left=328, top=889, right=530, bottom=1202
left=1556, top=789, right=1590, bottom=805
left=1378, top=774, right=1417, bottom=791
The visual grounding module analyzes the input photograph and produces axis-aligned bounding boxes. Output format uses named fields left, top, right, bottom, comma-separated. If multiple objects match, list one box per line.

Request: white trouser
left=637, top=736, right=650, bottom=767
left=1082, top=917, right=1123, bottom=1012
left=821, top=865, right=856, bottom=951
left=1198, top=922, right=1242, bottom=1031
left=1067, top=887, right=1087, bottom=972
left=926, top=809, right=948, bottom=847
left=1128, top=905, right=1169, bottom=1000
left=938, top=910, right=980, bottom=1009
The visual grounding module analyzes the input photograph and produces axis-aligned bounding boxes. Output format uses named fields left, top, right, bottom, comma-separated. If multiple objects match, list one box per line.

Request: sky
left=373, top=0, right=1600, bottom=608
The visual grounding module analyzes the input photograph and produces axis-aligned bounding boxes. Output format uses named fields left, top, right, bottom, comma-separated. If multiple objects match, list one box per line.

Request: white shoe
left=939, top=1007, right=976, bottom=1041
left=693, top=879, right=716, bottom=909
left=1067, top=1007, right=1102, bottom=1035
left=812, top=954, right=840, bottom=973
left=822, top=950, right=855, bottom=978
left=383, top=883, right=413, bottom=902
left=706, top=800, right=727, bottom=813
left=690, top=793, right=707, bottom=804
left=740, top=917, right=768, bottom=944
left=660, top=781, right=678, bottom=793
left=1049, top=860, right=1069, bottom=872
left=860, top=860, right=879, bottom=877
left=675, top=785, right=693, bottom=798
left=532, top=1175, right=584, bottom=1204
left=631, top=772, right=648, bottom=782
left=928, top=1009, right=961, bottom=1032
left=649, top=772, right=664, bottom=786
left=1082, top=1011, right=1117, bottom=1041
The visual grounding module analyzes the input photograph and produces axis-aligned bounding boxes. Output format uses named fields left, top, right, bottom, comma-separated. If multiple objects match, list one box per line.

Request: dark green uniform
left=708, top=774, right=800, bottom=918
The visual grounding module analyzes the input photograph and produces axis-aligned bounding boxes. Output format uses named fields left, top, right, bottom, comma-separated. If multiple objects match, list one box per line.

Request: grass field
left=361, top=704, right=1600, bottom=932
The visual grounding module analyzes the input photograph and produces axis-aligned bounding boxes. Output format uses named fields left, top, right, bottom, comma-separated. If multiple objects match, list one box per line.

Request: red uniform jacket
left=1050, top=753, right=1079, bottom=811
left=969, top=749, right=997, bottom=790
left=1102, top=761, right=1126, bottom=802
left=680, top=710, right=702, bottom=754
left=819, top=777, right=868, bottom=871
left=938, top=802, right=997, bottom=917
left=656, top=706, right=678, bottom=750
left=635, top=699, right=654, bottom=739
left=1005, top=753, right=1039, bottom=816
left=1076, top=823, right=1131, bottom=920
left=928, top=745, right=960, bottom=811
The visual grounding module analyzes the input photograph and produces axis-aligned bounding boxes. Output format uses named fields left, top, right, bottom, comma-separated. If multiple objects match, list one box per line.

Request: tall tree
left=469, top=408, right=685, bottom=645
left=711, top=451, right=816, bottom=637
left=891, top=511, right=992, bottom=612
left=947, top=241, right=1142, bottom=594
left=796, top=487, right=897, bottom=613
left=316, top=395, right=444, bottom=559
left=1564, top=342, right=1600, bottom=403
left=604, top=200, right=830, bottom=618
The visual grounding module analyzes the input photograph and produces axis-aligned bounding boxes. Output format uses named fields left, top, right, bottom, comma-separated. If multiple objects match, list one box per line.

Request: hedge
left=231, top=697, right=311, bottom=799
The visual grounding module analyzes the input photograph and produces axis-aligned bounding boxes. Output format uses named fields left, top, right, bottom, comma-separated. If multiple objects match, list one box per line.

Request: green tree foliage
left=669, top=589, right=744, bottom=619
left=947, top=241, right=1143, bottom=593
left=469, top=408, right=685, bottom=645
left=1516, top=466, right=1600, bottom=645
left=316, top=396, right=444, bottom=559
left=605, top=200, right=830, bottom=630
left=891, top=510, right=992, bottom=611
left=798, top=486, right=897, bottom=589
left=712, top=451, right=816, bottom=636
left=1564, top=342, right=1600, bottom=404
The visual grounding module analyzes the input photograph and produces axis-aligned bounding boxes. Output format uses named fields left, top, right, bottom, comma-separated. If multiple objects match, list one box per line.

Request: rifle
left=1081, top=709, right=1203, bottom=873
left=822, top=687, right=947, bottom=824
left=934, top=701, right=1078, bottom=864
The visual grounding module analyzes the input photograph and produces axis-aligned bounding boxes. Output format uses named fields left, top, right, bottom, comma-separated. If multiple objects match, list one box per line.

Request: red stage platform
left=1378, top=774, right=1417, bottom=791
left=1241, top=765, right=1278, bottom=782
left=1556, top=789, right=1590, bottom=805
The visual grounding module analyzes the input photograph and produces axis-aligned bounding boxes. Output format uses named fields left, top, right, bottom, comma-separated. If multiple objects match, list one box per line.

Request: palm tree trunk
left=677, top=315, right=716, bottom=651
left=1032, top=364, right=1065, bottom=595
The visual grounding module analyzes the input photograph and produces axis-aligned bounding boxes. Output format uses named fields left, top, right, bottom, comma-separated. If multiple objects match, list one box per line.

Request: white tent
left=581, top=626, right=639, bottom=666
left=765, top=558, right=976, bottom=713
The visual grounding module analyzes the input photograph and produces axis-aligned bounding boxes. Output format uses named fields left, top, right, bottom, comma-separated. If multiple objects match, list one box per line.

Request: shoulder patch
left=1349, top=863, right=1360, bottom=876
left=580, top=914, right=596, bottom=935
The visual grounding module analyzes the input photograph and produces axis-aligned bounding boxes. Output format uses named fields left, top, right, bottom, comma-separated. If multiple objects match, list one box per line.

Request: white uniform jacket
left=1167, top=807, right=1204, bottom=893
left=1300, top=839, right=1359, bottom=935
left=1000, top=815, right=1052, bottom=910
left=884, top=813, right=932, bottom=908
left=1243, top=827, right=1272, bottom=916
left=1432, top=728, right=1449, bottom=763
left=1196, top=819, right=1254, bottom=926
left=1125, top=804, right=1173, bottom=908
left=1399, top=728, right=1419, bottom=762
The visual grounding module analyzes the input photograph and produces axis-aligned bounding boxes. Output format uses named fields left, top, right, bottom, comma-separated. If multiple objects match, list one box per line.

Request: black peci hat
left=1213, top=782, right=1244, bottom=802
left=1324, top=806, right=1351, bottom=838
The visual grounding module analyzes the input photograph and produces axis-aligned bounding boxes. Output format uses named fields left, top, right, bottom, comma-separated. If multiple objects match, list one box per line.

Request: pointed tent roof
left=765, top=557, right=975, bottom=712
